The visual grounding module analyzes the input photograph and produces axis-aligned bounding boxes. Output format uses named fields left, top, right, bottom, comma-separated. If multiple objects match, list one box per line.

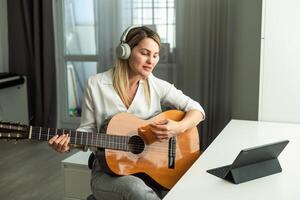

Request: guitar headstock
left=0, top=121, right=30, bottom=140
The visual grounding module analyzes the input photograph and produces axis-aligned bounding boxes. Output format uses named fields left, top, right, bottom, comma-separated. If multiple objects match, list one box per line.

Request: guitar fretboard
left=30, top=126, right=131, bottom=151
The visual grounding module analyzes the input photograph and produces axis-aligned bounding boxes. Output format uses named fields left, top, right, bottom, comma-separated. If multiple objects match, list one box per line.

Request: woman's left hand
left=150, top=119, right=183, bottom=141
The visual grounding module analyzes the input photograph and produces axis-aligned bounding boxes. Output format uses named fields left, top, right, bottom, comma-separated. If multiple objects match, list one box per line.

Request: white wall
left=0, top=0, right=8, bottom=72
left=259, top=0, right=300, bottom=123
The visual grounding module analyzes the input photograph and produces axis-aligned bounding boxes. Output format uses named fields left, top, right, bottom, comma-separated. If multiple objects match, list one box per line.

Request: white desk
left=62, top=151, right=92, bottom=200
left=163, top=120, right=300, bottom=200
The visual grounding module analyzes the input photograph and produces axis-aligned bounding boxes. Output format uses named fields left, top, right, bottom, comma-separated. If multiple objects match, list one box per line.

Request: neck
left=128, top=74, right=141, bottom=90
left=29, top=126, right=131, bottom=151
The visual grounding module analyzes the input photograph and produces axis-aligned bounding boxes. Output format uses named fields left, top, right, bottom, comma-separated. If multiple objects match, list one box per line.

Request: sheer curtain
left=176, top=0, right=232, bottom=150
left=95, top=0, right=132, bottom=71
left=0, top=0, right=8, bottom=72
left=96, top=0, right=118, bottom=71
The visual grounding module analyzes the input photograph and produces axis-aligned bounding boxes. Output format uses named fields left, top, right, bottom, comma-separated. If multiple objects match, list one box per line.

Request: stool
left=87, top=194, right=97, bottom=200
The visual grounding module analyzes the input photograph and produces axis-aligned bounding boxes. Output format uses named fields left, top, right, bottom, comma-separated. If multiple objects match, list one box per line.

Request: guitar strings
left=33, top=132, right=195, bottom=154
left=34, top=127, right=196, bottom=154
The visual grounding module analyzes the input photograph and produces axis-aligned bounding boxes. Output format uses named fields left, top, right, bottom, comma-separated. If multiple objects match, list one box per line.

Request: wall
left=0, top=0, right=8, bottom=72
left=229, top=0, right=262, bottom=120
left=259, top=0, right=300, bottom=123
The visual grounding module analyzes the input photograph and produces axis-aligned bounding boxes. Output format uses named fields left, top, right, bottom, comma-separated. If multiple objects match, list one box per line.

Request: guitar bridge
left=168, top=137, right=176, bottom=169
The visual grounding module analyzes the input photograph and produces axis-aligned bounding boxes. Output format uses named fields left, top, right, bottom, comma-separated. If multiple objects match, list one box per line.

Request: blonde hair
left=112, top=26, right=161, bottom=108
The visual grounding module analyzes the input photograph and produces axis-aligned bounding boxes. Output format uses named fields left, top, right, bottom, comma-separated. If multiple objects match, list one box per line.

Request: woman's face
left=128, top=38, right=160, bottom=79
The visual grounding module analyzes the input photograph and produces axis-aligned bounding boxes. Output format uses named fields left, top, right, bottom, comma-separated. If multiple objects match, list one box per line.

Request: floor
left=0, top=139, right=78, bottom=200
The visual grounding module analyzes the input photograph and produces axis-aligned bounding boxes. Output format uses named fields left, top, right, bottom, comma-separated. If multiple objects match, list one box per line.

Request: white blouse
left=78, top=68, right=205, bottom=132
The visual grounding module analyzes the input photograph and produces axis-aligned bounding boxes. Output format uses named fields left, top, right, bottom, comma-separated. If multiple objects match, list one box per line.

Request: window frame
left=54, top=0, right=100, bottom=128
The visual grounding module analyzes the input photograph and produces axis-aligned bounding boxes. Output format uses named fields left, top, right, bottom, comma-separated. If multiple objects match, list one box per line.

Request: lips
left=143, top=66, right=152, bottom=71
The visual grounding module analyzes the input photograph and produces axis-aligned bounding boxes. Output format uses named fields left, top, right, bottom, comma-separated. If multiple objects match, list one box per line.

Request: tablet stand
left=225, top=158, right=282, bottom=184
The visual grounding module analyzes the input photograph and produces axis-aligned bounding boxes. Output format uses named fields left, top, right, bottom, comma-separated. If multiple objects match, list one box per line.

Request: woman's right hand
left=48, top=134, right=71, bottom=153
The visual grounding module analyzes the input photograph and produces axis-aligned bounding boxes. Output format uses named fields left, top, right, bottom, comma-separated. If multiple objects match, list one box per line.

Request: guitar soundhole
left=128, top=136, right=145, bottom=154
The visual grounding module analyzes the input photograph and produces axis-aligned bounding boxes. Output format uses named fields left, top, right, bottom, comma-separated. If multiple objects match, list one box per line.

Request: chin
left=136, top=69, right=150, bottom=78
left=141, top=71, right=152, bottom=78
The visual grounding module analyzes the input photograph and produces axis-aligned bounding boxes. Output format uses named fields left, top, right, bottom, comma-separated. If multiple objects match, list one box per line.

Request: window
left=63, top=0, right=98, bottom=118
left=132, top=0, right=176, bottom=49
left=55, top=0, right=99, bottom=126
left=54, top=0, right=176, bottom=128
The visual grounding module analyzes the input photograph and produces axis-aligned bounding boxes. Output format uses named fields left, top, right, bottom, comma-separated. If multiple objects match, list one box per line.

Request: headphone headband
left=120, top=25, right=141, bottom=43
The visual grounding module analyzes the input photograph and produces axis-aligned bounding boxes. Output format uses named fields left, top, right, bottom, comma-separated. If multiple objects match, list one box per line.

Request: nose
left=147, top=56, right=155, bottom=64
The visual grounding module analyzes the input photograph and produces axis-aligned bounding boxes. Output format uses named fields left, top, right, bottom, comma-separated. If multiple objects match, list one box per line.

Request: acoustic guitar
left=0, top=110, right=200, bottom=189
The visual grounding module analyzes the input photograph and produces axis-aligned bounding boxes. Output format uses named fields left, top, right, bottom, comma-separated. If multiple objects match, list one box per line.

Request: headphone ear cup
left=116, top=43, right=131, bottom=60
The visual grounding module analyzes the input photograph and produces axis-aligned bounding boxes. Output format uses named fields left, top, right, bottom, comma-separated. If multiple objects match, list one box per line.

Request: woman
left=49, top=26, right=205, bottom=200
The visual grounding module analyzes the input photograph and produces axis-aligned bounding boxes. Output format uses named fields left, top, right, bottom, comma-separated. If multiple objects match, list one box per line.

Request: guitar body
left=99, top=110, right=200, bottom=189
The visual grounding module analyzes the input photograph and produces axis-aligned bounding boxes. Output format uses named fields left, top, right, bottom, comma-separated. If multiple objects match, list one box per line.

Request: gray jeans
left=91, top=159, right=168, bottom=200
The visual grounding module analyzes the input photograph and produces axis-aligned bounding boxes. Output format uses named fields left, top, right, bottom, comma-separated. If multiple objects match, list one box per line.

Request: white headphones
left=116, top=25, right=141, bottom=60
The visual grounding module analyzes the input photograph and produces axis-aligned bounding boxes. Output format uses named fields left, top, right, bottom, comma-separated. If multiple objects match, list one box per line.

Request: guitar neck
left=29, top=126, right=131, bottom=151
